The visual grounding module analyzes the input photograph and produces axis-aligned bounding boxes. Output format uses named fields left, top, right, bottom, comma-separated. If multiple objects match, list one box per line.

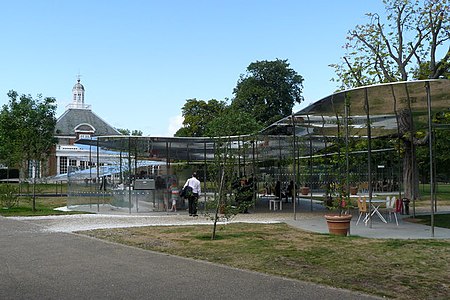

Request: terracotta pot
left=350, top=186, right=358, bottom=195
left=300, top=186, right=310, bottom=195
left=324, top=214, right=352, bottom=236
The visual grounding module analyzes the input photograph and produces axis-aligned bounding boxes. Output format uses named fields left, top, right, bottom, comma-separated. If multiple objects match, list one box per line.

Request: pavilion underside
left=72, top=80, right=449, bottom=234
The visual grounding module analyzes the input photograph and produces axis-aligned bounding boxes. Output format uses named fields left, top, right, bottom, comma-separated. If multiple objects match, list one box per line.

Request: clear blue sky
left=0, top=0, right=387, bottom=136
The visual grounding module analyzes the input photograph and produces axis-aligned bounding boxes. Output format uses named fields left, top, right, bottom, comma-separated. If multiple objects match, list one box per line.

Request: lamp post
left=32, top=160, right=36, bottom=211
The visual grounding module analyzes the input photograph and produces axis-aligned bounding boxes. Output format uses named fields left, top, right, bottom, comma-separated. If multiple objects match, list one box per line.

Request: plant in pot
left=299, top=164, right=310, bottom=196
left=324, top=99, right=355, bottom=236
left=324, top=182, right=353, bottom=236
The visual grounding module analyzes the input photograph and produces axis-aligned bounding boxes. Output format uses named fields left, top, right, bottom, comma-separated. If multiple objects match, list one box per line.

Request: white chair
left=386, top=196, right=399, bottom=226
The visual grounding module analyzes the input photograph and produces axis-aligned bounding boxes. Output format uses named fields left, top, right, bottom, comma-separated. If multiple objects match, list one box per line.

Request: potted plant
left=324, top=182, right=353, bottom=236
left=300, top=168, right=310, bottom=195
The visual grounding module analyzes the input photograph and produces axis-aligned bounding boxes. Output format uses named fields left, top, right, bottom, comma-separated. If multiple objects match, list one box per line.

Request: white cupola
left=67, top=76, right=91, bottom=110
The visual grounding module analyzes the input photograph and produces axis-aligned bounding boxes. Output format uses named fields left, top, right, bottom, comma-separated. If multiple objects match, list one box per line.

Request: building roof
left=55, top=108, right=121, bottom=136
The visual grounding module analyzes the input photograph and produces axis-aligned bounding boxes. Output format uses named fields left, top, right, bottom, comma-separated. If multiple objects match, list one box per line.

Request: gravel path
left=7, top=211, right=296, bottom=233
left=7, top=204, right=450, bottom=238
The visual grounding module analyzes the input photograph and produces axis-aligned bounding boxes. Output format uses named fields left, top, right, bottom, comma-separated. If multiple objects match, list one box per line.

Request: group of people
left=273, top=180, right=297, bottom=202
left=166, top=173, right=200, bottom=214
left=178, top=173, right=299, bottom=215
left=179, top=172, right=255, bottom=216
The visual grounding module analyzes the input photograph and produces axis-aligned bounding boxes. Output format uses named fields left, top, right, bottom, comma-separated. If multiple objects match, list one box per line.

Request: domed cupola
left=72, top=78, right=85, bottom=106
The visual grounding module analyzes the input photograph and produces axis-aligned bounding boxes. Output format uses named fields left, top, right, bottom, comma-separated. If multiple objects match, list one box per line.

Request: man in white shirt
left=183, top=172, right=201, bottom=216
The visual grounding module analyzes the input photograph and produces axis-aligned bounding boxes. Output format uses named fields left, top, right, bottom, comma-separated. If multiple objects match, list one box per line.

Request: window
left=28, top=160, right=40, bottom=178
left=60, top=157, right=67, bottom=174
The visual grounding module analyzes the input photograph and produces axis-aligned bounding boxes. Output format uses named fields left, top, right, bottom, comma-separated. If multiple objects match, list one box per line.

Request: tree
left=232, top=59, right=304, bottom=127
left=117, top=128, right=143, bottom=136
left=0, top=90, right=57, bottom=210
left=330, top=0, right=450, bottom=201
left=331, top=0, right=449, bottom=89
left=205, top=107, right=262, bottom=137
left=413, top=61, right=450, bottom=80
left=175, top=98, right=227, bottom=137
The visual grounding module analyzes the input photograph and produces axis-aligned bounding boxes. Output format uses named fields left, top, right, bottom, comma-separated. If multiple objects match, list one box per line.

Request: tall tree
left=0, top=91, right=57, bottom=210
left=331, top=0, right=449, bottom=88
left=175, top=98, right=227, bottom=137
left=330, top=0, right=450, bottom=202
left=205, top=107, right=262, bottom=137
left=232, top=59, right=304, bottom=127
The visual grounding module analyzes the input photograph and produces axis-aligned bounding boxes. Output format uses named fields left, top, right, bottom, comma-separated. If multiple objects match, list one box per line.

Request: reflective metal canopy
left=76, top=80, right=450, bottom=161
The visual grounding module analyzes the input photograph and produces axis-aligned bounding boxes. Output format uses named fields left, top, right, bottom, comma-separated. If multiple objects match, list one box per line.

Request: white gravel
left=8, top=212, right=284, bottom=233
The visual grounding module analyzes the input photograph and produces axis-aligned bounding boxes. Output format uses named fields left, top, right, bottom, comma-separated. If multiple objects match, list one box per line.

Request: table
left=365, top=199, right=387, bottom=224
left=269, top=199, right=282, bottom=211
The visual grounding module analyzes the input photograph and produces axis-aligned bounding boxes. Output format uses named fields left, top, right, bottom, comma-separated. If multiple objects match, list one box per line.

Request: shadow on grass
left=405, top=213, right=450, bottom=229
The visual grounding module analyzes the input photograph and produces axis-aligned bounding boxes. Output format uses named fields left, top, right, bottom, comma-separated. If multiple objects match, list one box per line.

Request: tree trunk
left=402, top=140, right=420, bottom=201
left=398, top=109, right=420, bottom=201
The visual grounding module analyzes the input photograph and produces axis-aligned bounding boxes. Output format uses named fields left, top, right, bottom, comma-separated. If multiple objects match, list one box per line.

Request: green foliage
left=205, top=107, right=262, bottom=137
left=175, top=98, right=227, bottom=137
left=173, top=126, right=190, bottom=137
left=0, top=90, right=57, bottom=174
left=0, top=184, right=19, bottom=209
left=117, top=128, right=129, bottom=135
left=204, top=136, right=258, bottom=238
left=175, top=59, right=304, bottom=136
left=131, top=130, right=143, bottom=136
left=417, top=111, right=450, bottom=181
left=117, top=128, right=143, bottom=136
left=232, top=59, right=304, bottom=126
left=412, top=61, right=450, bottom=80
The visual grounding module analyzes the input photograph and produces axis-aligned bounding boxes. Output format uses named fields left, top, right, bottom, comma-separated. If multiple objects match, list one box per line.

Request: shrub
left=0, top=184, right=19, bottom=209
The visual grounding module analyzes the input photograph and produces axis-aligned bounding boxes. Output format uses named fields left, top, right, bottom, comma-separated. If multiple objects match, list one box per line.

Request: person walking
left=183, top=172, right=201, bottom=216
left=169, top=183, right=178, bottom=212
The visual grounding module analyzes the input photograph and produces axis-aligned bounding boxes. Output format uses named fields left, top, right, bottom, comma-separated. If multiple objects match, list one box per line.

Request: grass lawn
left=3, top=183, right=450, bottom=298
left=412, top=213, right=450, bottom=229
left=79, top=223, right=450, bottom=299
left=416, top=183, right=450, bottom=206
left=18, top=182, right=68, bottom=195
left=0, top=196, right=88, bottom=217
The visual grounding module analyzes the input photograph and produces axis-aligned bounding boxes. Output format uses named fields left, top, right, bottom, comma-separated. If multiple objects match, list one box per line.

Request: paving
left=11, top=197, right=449, bottom=239
left=7, top=204, right=450, bottom=239
left=0, top=215, right=381, bottom=300
left=1, top=199, right=449, bottom=299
